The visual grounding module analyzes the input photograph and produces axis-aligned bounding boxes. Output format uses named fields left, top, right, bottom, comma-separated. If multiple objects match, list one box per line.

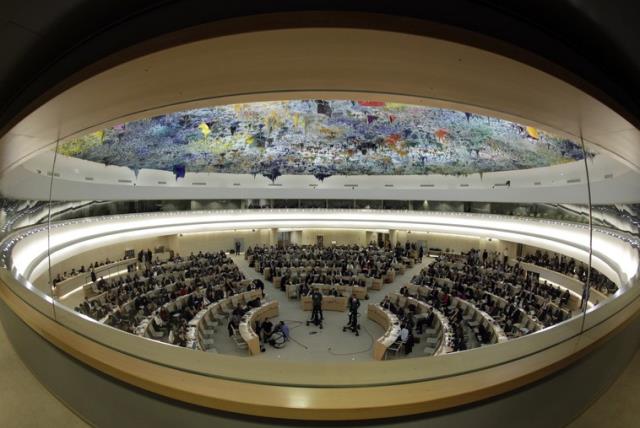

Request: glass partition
left=0, top=196, right=55, bottom=317
left=2, top=98, right=638, bottom=388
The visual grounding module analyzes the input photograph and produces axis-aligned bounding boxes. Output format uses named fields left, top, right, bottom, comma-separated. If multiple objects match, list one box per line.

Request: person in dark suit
left=345, top=295, right=361, bottom=336
left=261, top=319, right=274, bottom=342
left=416, top=310, right=434, bottom=334
left=90, top=268, right=97, bottom=283
left=380, top=296, right=392, bottom=311
left=404, top=332, right=415, bottom=355
left=280, top=273, right=289, bottom=292
left=253, top=279, right=265, bottom=297
left=227, top=312, right=241, bottom=337
left=311, top=288, right=323, bottom=325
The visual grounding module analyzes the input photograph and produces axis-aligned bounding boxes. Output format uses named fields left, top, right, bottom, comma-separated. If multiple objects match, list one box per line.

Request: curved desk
left=370, top=277, right=384, bottom=290
left=296, top=283, right=367, bottom=299
left=191, top=290, right=263, bottom=350
left=274, top=275, right=371, bottom=295
left=384, top=268, right=396, bottom=284
left=239, top=300, right=279, bottom=355
left=430, top=307, right=454, bottom=355
left=483, top=291, right=544, bottom=333
left=300, top=295, right=347, bottom=311
left=389, top=293, right=454, bottom=355
left=368, top=304, right=401, bottom=360
left=518, top=261, right=609, bottom=305
left=406, top=283, right=517, bottom=342
left=449, top=297, right=509, bottom=344
left=477, top=309, right=509, bottom=343
left=53, top=258, right=137, bottom=299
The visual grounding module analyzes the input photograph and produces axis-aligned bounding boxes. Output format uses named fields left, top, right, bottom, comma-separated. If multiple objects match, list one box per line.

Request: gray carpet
left=208, top=255, right=434, bottom=362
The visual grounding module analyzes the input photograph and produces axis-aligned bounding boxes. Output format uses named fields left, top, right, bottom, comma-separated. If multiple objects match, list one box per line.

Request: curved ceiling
left=0, top=12, right=638, bottom=209
left=57, top=100, right=585, bottom=180
left=1, top=2, right=639, bottom=136
left=0, top=26, right=638, bottom=178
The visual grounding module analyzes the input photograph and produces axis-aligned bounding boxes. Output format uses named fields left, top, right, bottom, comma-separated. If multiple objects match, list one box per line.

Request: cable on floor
left=327, top=323, right=374, bottom=356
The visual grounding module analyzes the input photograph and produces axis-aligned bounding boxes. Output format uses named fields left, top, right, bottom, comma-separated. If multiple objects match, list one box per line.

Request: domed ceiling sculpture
left=57, top=100, right=586, bottom=181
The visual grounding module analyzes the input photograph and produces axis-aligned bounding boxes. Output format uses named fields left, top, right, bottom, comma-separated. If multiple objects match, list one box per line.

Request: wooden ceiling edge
left=1, top=11, right=638, bottom=142
left=1, top=277, right=639, bottom=421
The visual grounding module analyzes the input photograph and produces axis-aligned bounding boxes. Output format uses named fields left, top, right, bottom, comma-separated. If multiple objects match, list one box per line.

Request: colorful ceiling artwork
left=57, top=100, right=586, bottom=181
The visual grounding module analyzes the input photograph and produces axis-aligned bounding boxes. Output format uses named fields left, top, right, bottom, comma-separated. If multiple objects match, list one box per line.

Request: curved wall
left=12, top=210, right=634, bottom=291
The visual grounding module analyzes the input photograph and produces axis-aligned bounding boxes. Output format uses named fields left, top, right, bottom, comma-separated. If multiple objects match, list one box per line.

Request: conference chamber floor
left=208, top=255, right=430, bottom=361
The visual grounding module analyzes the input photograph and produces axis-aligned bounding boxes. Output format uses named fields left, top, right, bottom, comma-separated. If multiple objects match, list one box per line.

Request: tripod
left=342, top=309, right=361, bottom=336
left=307, top=303, right=323, bottom=329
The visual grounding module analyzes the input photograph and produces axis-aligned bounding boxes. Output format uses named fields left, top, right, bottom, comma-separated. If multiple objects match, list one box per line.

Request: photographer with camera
left=310, top=287, right=324, bottom=328
left=343, top=294, right=361, bottom=336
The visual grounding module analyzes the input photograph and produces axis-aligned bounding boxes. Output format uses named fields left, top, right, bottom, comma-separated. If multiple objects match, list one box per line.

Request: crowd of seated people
left=52, top=255, right=130, bottom=288
left=246, top=242, right=418, bottom=292
left=379, top=295, right=423, bottom=355
left=410, top=250, right=573, bottom=339
left=519, top=250, right=618, bottom=294
left=165, top=281, right=264, bottom=349
left=74, top=251, right=250, bottom=348
left=395, top=288, right=471, bottom=351
left=381, top=291, right=471, bottom=354
left=226, top=293, right=265, bottom=336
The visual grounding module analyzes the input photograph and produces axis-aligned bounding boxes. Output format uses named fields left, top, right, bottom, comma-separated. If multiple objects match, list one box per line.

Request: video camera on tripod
left=306, top=289, right=323, bottom=328
left=342, top=296, right=361, bottom=336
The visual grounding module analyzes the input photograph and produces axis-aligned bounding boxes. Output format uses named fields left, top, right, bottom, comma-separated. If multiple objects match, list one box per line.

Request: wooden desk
left=300, top=295, right=347, bottom=311
left=519, top=261, right=608, bottom=305
left=285, top=283, right=299, bottom=299
left=367, top=304, right=401, bottom=360
left=402, top=256, right=415, bottom=267
left=239, top=301, right=279, bottom=355
left=389, top=293, right=454, bottom=355
left=384, top=269, right=396, bottom=284
left=307, top=283, right=367, bottom=299
left=53, top=258, right=136, bottom=298
left=477, top=309, right=509, bottom=343
left=405, top=283, right=511, bottom=341
left=484, top=291, right=544, bottom=332
left=371, top=278, right=383, bottom=290
left=337, top=284, right=367, bottom=299
left=430, top=308, right=454, bottom=355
